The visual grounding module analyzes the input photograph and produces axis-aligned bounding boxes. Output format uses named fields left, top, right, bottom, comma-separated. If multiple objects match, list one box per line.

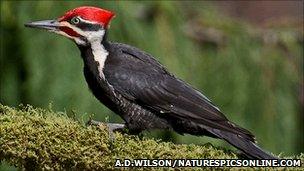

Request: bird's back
left=104, top=42, right=253, bottom=139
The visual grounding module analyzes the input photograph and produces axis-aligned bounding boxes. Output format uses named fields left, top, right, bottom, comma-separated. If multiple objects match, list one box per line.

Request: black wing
left=105, top=43, right=254, bottom=141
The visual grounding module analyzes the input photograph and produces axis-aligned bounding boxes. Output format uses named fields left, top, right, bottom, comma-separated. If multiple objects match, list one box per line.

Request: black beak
left=24, top=20, right=60, bottom=31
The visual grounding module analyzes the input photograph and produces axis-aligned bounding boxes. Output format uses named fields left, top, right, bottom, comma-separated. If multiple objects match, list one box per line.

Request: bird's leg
left=107, top=123, right=126, bottom=132
left=87, top=119, right=126, bottom=141
left=106, top=123, right=126, bottom=141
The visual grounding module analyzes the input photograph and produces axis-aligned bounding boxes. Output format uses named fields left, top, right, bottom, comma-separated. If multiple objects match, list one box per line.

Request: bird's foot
left=87, top=119, right=126, bottom=141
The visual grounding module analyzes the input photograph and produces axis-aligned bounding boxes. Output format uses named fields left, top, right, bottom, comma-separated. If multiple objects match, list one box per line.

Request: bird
left=25, top=6, right=277, bottom=159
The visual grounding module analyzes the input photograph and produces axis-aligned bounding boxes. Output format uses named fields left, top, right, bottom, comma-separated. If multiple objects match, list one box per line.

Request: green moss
left=0, top=104, right=303, bottom=170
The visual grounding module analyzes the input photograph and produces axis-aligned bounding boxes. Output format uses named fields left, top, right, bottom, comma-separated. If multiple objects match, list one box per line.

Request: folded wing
left=105, top=43, right=255, bottom=142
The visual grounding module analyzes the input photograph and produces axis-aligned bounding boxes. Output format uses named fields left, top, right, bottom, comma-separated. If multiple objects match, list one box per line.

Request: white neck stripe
left=91, top=39, right=108, bottom=79
left=55, top=21, right=108, bottom=78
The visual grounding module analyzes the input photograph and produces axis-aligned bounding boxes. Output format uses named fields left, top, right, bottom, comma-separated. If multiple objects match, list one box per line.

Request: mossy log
left=0, top=104, right=302, bottom=170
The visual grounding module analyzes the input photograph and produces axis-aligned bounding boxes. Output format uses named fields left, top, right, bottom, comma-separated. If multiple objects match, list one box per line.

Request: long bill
left=24, top=20, right=60, bottom=31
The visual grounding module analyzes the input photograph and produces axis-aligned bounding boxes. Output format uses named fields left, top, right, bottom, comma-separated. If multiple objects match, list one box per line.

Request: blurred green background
left=0, top=1, right=303, bottom=168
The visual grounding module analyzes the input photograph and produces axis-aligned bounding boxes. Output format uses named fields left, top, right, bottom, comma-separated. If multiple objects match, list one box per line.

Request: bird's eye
left=71, top=17, right=80, bottom=24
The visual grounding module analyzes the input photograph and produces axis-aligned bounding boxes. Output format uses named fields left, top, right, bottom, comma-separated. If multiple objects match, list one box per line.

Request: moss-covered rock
left=0, top=104, right=303, bottom=170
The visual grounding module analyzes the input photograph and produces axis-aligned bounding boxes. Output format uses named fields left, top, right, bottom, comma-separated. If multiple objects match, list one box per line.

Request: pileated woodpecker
left=25, top=6, right=277, bottom=159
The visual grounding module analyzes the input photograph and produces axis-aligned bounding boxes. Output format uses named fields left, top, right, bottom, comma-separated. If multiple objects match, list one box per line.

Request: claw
left=106, top=123, right=126, bottom=141
left=86, top=119, right=126, bottom=141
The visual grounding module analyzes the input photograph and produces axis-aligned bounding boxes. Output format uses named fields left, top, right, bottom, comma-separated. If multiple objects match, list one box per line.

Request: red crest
left=59, top=6, right=115, bottom=27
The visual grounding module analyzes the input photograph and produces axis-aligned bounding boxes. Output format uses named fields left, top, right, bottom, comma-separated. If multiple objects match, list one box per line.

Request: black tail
left=210, top=129, right=278, bottom=159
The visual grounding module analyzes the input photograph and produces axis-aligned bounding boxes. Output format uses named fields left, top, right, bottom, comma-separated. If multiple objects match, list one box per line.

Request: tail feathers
left=210, top=129, right=278, bottom=159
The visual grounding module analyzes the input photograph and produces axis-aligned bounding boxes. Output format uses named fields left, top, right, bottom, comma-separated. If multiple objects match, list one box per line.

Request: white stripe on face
left=58, top=21, right=106, bottom=44
left=55, top=20, right=108, bottom=79
left=50, top=29, right=86, bottom=45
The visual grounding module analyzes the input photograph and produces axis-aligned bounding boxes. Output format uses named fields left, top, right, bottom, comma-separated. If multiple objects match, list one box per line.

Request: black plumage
left=78, top=38, right=276, bottom=159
